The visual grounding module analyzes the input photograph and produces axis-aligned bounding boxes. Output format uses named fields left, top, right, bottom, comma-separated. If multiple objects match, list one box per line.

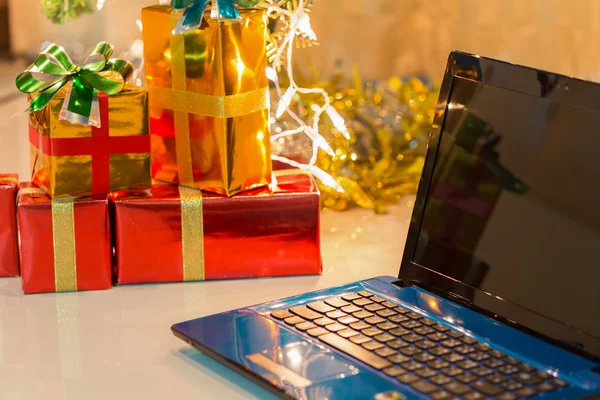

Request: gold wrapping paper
left=28, top=84, right=150, bottom=198
left=142, top=5, right=272, bottom=197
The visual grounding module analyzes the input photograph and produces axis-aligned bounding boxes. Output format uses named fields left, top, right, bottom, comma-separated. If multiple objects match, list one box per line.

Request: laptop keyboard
left=269, top=290, right=570, bottom=399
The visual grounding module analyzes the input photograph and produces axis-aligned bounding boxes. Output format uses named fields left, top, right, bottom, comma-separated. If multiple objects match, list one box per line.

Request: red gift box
left=0, top=174, right=19, bottom=277
left=110, top=170, right=322, bottom=284
left=17, top=183, right=112, bottom=294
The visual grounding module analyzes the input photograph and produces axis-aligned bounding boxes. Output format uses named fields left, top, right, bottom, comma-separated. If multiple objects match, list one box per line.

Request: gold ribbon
left=178, top=186, right=205, bottom=281
left=148, top=85, right=270, bottom=118
left=0, top=177, right=18, bottom=184
left=51, top=197, right=78, bottom=292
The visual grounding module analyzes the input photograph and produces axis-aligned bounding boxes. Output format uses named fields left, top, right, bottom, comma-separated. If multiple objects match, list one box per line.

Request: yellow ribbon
left=52, top=198, right=78, bottom=292
left=0, top=177, right=18, bottom=184
left=178, top=186, right=205, bottom=281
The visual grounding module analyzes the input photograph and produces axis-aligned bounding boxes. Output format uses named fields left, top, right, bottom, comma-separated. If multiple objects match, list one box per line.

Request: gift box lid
left=0, top=174, right=18, bottom=191
left=17, top=183, right=108, bottom=206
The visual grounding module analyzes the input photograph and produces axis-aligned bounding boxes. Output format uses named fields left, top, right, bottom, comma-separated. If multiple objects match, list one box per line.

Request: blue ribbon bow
left=172, top=0, right=256, bottom=33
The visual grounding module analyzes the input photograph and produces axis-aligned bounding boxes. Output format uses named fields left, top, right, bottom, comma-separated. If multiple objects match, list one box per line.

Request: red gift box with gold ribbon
left=109, top=170, right=322, bottom=284
left=0, top=174, right=19, bottom=277
left=17, top=183, right=112, bottom=294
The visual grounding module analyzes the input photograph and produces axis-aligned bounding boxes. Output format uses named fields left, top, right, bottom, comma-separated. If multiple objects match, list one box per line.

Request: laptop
left=172, top=51, right=600, bottom=400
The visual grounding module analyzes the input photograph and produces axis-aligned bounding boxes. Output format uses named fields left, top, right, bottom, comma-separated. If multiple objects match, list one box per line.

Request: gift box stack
left=7, top=0, right=322, bottom=294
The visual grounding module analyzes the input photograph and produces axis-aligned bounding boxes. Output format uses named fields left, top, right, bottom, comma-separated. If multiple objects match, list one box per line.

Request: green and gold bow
left=15, top=42, right=133, bottom=127
left=171, top=0, right=259, bottom=33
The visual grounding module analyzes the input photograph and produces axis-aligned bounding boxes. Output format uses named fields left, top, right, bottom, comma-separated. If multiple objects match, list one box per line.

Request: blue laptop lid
left=400, top=51, right=600, bottom=362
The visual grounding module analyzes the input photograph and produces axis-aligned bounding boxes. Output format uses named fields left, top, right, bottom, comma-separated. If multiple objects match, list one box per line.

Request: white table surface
left=0, top=64, right=414, bottom=400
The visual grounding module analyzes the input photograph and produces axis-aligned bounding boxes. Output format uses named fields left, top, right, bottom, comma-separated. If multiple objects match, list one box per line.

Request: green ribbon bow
left=16, top=42, right=134, bottom=127
left=171, top=0, right=259, bottom=34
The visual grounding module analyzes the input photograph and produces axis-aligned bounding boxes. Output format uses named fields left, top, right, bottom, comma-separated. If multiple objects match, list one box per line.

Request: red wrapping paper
left=0, top=174, right=19, bottom=277
left=110, top=170, right=322, bottom=284
left=17, top=183, right=112, bottom=294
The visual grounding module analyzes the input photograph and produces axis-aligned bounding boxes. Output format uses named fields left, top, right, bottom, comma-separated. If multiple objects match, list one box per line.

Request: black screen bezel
left=398, top=51, right=600, bottom=362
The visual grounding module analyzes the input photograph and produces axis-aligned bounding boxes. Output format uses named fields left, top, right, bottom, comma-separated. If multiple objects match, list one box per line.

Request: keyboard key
left=365, top=304, right=385, bottom=312
left=456, top=360, right=479, bottom=370
left=440, top=339, right=462, bottom=348
left=326, top=323, right=347, bottom=332
left=551, top=378, right=568, bottom=388
left=388, top=354, right=410, bottom=364
left=415, top=367, right=437, bottom=378
left=489, top=349, right=504, bottom=358
left=407, top=312, right=423, bottom=320
left=516, top=387, right=537, bottom=398
left=471, top=367, right=493, bottom=377
left=368, top=295, right=384, bottom=303
left=358, top=291, right=373, bottom=297
left=447, top=330, right=463, bottom=339
left=290, top=306, right=322, bottom=320
left=414, top=326, right=435, bottom=335
left=483, top=358, right=504, bottom=368
left=375, top=347, right=397, bottom=357
left=365, top=316, right=386, bottom=325
left=535, top=370, right=550, bottom=380
left=389, top=315, right=410, bottom=323
left=401, top=320, right=422, bottom=329
left=324, top=297, right=349, bottom=308
left=444, top=381, right=470, bottom=395
left=513, top=372, right=542, bottom=385
left=326, top=310, right=347, bottom=319
left=442, top=353, right=464, bottom=363
left=382, top=301, right=397, bottom=308
left=415, top=340, right=436, bottom=349
left=455, top=345, right=476, bottom=355
left=497, top=394, right=517, bottom=400
left=441, top=366, right=463, bottom=377
left=434, top=323, right=450, bottom=332
left=362, top=327, right=384, bottom=337
left=537, top=382, right=554, bottom=392
left=376, top=309, right=397, bottom=318
left=338, top=316, right=359, bottom=325
left=497, top=365, right=519, bottom=375
left=501, top=380, right=523, bottom=391
left=338, top=329, right=359, bottom=338
left=400, top=346, right=421, bottom=356
left=429, top=346, right=451, bottom=356
left=475, top=343, right=491, bottom=352
left=402, top=333, right=423, bottom=343
left=429, top=373, right=452, bottom=385
left=411, top=380, right=437, bottom=394
left=383, top=366, right=407, bottom=377
left=353, top=298, right=373, bottom=306
left=363, top=341, right=384, bottom=351
left=472, top=380, right=502, bottom=396
left=485, top=373, right=506, bottom=384
left=402, top=361, right=423, bottom=371
left=349, top=334, right=371, bottom=344
left=456, top=373, right=476, bottom=384
left=319, top=333, right=391, bottom=369
left=374, top=333, right=395, bottom=343
left=387, top=340, right=409, bottom=349
left=520, top=363, right=535, bottom=372
left=461, top=336, right=477, bottom=345
left=350, top=321, right=371, bottom=331
left=314, top=317, right=335, bottom=326
left=341, top=293, right=361, bottom=301
left=428, top=359, right=449, bottom=369
left=353, top=310, right=373, bottom=319
left=504, top=356, right=519, bottom=365
left=414, top=352, right=436, bottom=362
left=341, top=305, right=361, bottom=314
left=306, top=327, right=328, bottom=337
left=428, top=332, right=448, bottom=342
left=307, top=301, right=335, bottom=314
left=397, top=373, right=419, bottom=384
left=390, top=328, right=411, bottom=337
left=377, top=322, right=398, bottom=331
left=431, top=390, right=452, bottom=400
left=296, top=321, right=317, bottom=331
left=394, top=306, right=411, bottom=314
left=464, top=392, right=484, bottom=400
left=284, top=316, right=305, bottom=325
left=469, top=352, right=490, bottom=362
left=270, top=310, right=293, bottom=320
left=421, top=318, right=437, bottom=326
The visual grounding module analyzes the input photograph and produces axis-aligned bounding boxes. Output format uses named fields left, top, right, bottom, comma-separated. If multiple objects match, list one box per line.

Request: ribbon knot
left=171, top=0, right=259, bottom=34
left=16, top=42, right=134, bottom=127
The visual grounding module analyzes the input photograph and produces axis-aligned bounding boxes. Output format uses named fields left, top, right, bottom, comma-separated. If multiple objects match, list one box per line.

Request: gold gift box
left=28, top=84, right=150, bottom=198
left=142, top=5, right=272, bottom=197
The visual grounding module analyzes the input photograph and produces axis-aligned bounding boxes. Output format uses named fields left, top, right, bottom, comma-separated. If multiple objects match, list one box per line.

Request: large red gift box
left=110, top=170, right=322, bottom=284
left=17, top=183, right=112, bottom=294
left=0, top=174, right=19, bottom=277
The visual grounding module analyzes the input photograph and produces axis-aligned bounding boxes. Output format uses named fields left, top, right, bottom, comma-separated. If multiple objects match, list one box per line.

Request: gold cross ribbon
left=178, top=186, right=205, bottom=281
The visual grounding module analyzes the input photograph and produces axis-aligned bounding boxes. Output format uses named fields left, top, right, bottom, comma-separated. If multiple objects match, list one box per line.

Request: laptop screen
left=412, top=76, right=600, bottom=346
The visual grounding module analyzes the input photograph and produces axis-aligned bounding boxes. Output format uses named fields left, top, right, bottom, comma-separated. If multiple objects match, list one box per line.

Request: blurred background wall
left=6, top=0, right=600, bottom=82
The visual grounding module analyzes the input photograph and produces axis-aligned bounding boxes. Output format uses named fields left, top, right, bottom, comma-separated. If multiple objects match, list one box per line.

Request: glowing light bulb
left=309, top=166, right=344, bottom=193
left=276, top=87, right=296, bottom=118
left=304, top=127, right=334, bottom=156
left=326, top=107, right=350, bottom=139
left=266, top=67, right=278, bottom=82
